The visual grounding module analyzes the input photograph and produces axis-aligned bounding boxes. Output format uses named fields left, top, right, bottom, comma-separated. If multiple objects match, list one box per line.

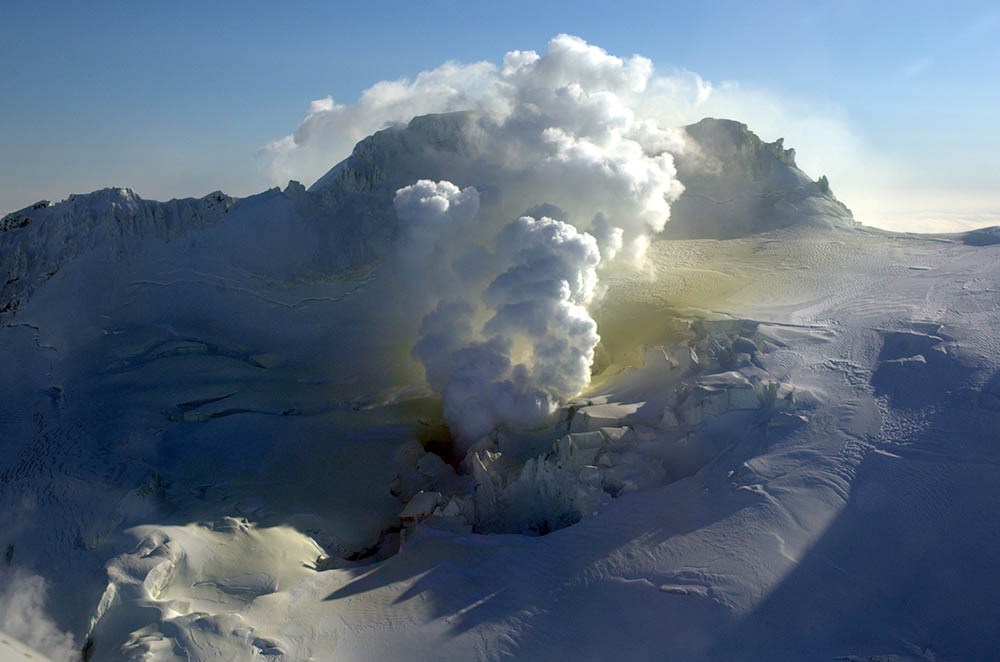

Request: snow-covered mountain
left=1, top=189, right=235, bottom=319
left=667, top=117, right=855, bottom=238
left=1, top=113, right=999, bottom=661
left=0, top=112, right=852, bottom=322
left=306, top=112, right=856, bottom=241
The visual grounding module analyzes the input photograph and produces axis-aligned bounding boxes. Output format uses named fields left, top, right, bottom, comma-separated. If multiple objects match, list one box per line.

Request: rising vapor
left=264, top=34, right=900, bottom=231
left=0, top=567, right=78, bottom=660
left=256, top=36, right=897, bottom=444
left=334, top=36, right=695, bottom=442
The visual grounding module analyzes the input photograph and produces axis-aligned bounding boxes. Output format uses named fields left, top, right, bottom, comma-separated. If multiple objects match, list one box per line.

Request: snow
left=666, top=118, right=855, bottom=239
left=1, top=113, right=999, bottom=660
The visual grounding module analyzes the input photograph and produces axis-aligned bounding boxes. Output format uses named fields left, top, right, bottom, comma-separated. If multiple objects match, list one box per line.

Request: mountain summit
left=668, top=117, right=855, bottom=238
left=307, top=112, right=856, bottom=241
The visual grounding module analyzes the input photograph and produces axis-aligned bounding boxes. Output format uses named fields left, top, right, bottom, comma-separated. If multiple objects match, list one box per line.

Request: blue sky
left=2, top=0, right=998, bottom=230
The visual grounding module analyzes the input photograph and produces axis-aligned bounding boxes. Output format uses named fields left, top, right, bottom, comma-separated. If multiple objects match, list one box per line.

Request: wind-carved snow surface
left=67, top=227, right=1000, bottom=661
left=2, top=34, right=1000, bottom=662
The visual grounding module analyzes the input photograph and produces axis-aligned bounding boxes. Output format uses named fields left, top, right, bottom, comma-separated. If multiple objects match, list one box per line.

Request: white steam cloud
left=0, top=567, right=78, bottom=660
left=263, top=60, right=505, bottom=187
left=349, top=37, right=695, bottom=442
left=272, top=35, right=898, bottom=441
left=263, top=34, right=917, bottom=229
left=399, top=184, right=602, bottom=441
left=268, top=35, right=685, bottom=263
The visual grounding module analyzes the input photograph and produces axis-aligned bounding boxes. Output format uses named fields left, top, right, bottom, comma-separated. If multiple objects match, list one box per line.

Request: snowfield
left=1, top=109, right=998, bottom=661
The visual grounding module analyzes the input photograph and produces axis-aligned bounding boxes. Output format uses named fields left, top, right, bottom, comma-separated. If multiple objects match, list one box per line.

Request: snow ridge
left=1, top=188, right=235, bottom=318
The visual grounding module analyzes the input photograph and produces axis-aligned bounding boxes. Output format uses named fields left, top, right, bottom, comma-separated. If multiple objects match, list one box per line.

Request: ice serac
left=666, top=117, right=856, bottom=238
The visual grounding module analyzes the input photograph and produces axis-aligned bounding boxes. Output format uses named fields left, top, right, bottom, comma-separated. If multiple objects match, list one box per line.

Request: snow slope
left=1, top=115, right=998, bottom=660
left=667, top=118, right=855, bottom=238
